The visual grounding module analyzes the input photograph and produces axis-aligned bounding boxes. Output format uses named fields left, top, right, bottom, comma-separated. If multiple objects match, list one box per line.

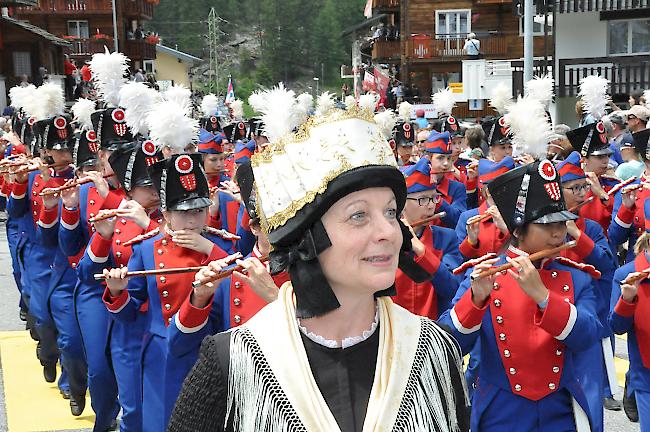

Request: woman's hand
left=116, top=200, right=150, bottom=230
left=506, top=256, right=549, bottom=304
left=219, top=180, right=241, bottom=202
left=585, top=172, right=608, bottom=200
left=620, top=280, right=639, bottom=303
left=487, top=205, right=508, bottom=234
left=466, top=218, right=479, bottom=246
left=41, top=188, right=61, bottom=209
left=621, top=186, right=637, bottom=209
left=470, top=257, right=499, bottom=307
left=171, top=230, right=214, bottom=255
left=191, top=259, right=230, bottom=308
left=102, top=267, right=129, bottom=297
left=233, top=257, right=279, bottom=303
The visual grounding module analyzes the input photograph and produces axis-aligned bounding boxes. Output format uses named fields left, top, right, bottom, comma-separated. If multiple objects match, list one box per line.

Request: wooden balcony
left=16, top=0, right=111, bottom=14
left=406, top=35, right=509, bottom=61
left=372, top=0, right=399, bottom=11
left=67, top=37, right=112, bottom=57
left=124, top=39, right=156, bottom=60
left=372, top=39, right=400, bottom=62
left=557, top=0, right=649, bottom=13
left=124, top=0, right=154, bottom=20
left=558, top=55, right=650, bottom=97
left=0, top=0, right=38, bottom=6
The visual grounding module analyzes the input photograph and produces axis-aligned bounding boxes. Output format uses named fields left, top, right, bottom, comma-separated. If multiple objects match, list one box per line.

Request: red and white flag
left=364, top=0, right=373, bottom=18
left=225, top=76, right=235, bottom=104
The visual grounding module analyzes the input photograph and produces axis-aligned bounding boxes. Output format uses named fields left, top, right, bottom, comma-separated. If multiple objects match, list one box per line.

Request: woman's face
left=450, top=136, right=464, bottom=158
left=48, top=149, right=73, bottom=167
left=318, top=187, right=402, bottom=297
left=584, top=154, right=609, bottom=176
left=164, top=207, right=208, bottom=232
left=562, top=178, right=590, bottom=210
left=517, top=222, right=567, bottom=254
left=429, top=153, right=451, bottom=180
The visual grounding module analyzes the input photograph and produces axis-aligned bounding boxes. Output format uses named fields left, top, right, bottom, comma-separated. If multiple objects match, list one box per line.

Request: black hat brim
left=532, top=210, right=578, bottom=224
left=169, top=196, right=212, bottom=211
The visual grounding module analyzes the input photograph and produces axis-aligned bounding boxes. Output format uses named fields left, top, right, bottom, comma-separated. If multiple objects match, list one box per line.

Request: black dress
left=167, top=323, right=470, bottom=432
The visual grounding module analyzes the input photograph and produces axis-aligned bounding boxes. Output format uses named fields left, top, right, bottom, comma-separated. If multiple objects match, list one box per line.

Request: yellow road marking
left=0, top=331, right=94, bottom=432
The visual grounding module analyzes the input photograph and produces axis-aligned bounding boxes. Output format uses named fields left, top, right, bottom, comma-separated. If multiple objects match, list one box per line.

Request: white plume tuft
left=344, top=95, right=356, bottom=110
left=9, top=85, right=37, bottom=110
left=163, top=85, right=192, bottom=114
left=373, top=109, right=398, bottom=140
left=316, top=92, right=336, bottom=116
left=398, top=101, right=413, bottom=121
left=432, top=88, right=455, bottom=117
left=90, top=48, right=129, bottom=107
left=644, top=90, right=650, bottom=109
left=146, top=100, right=199, bottom=152
left=71, top=98, right=96, bottom=131
left=489, top=82, right=512, bottom=115
left=525, top=74, right=554, bottom=108
left=248, top=90, right=266, bottom=113
left=119, top=82, right=161, bottom=136
left=504, top=95, right=553, bottom=159
left=579, top=75, right=610, bottom=119
left=230, top=99, right=244, bottom=120
left=258, top=83, right=302, bottom=143
left=358, top=93, right=378, bottom=112
left=33, top=83, right=65, bottom=121
left=201, top=94, right=220, bottom=117
left=296, top=92, right=314, bottom=115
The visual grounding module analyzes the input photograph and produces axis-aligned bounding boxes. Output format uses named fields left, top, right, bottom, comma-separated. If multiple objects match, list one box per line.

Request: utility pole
left=208, top=8, right=229, bottom=95
left=111, top=0, right=119, bottom=52
left=523, top=0, right=534, bottom=85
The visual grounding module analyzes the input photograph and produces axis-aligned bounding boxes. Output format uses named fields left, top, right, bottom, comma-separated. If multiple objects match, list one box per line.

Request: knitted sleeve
left=167, top=333, right=230, bottom=432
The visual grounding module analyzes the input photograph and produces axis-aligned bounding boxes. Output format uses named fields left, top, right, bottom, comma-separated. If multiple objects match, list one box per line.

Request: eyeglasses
left=627, top=115, right=638, bottom=120
left=407, top=195, right=441, bottom=206
left=417, top=140, right=427, bottom=144
left=563, top=183, right=591, bottom=194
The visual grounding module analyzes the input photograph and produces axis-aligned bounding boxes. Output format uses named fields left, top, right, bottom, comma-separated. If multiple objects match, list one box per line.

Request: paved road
left=0, top=223, right=641, bottom=431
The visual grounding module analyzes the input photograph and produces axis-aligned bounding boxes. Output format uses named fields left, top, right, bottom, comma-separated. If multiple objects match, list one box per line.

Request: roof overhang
left=1, top=16, right=70, bottom=46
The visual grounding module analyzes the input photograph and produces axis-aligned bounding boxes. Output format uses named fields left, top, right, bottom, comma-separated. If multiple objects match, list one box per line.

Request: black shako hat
left=73, top=129, right=100, bottom=168
left=481, top=116, right=512, bottom=146
left=488, top=159, right=577, bottom=235
left=633, top=128, right=650, bottom=161
left=109, top=139, right=161, bottom=192
left=33, top=114, right=74, bottom=151
left=235, top=160, right=258, bottom=222
left=200, top=115, right=222, bottom=133
left=393, top=121, right=415, bottom=147
left=91, top=107, right=134, bottom=151
left=223, top=121, right=248, bottom=143
left=149, top=153, right=211, bottom=211
left=566, top=121, right=612, bottom=157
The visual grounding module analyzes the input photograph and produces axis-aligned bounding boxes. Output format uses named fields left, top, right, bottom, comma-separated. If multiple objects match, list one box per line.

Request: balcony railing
left=373, top=0, right=399, bottom=9
left=557, top=0, right=649, bottom=12
left=124, top=0, right=154, bottom=20
left=124, top=40, right=156, bottom=60
left=558, top=56, right=650, bottom=97
left=67, top=37, right=112, bottom=56
left=17, top=0, right=111, bottom=12
left=372, top=40, right=400, bottom=61
left=406, top=35, right=509, bottom=60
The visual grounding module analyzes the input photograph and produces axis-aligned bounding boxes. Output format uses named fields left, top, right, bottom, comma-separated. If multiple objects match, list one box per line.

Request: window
left=143, top=60, right=155, bottom=75
left=13, top=52, right=31, bottom=77
left=67, top=20, right=89, bottom=38
left=609, top=19, right=650, bottom=55
left=435, top=9, right=471, bottom=39
left=519, top=13, right=553, bottom=36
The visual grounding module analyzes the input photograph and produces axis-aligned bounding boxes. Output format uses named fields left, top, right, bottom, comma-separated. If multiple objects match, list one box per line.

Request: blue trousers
left=5, top=219, right=24, bottom=310
left=74, top=282, right=120, bottom=431
left=638, top=390, right=650, bottom=432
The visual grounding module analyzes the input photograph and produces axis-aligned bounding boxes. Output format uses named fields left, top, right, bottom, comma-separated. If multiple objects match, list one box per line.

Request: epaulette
left=452, top=252, right=497, bottom=275
left=203, top=226, right=241, bottom=241
left=122, top=227, right=160, bottom=247
left=553, top=256, right=601, bottom=280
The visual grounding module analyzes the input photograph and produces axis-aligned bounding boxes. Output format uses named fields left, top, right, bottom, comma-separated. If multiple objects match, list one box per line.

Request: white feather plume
left=432, top=88, right=455, bottom=117
left=489, top=82, right=512, bottom=115
left=248, top=90, right=266, bottom=113
left=20, top=87, right=41, bottom=118
left=525, top=75, right=554, bottom=107
left=373, top=109, right=398, bottom=140
left=296, top=92, right=314, bottom=114
left=316, top=92, right=336, bottom=116
left=504, top=95, right=553, bottom=159
left=344, top=95, right=356, bottom=110
left=71, top=98, right=96, bottom=131
left=33, top=83, right=65, bottom=121
left=230, top=99, right=244, bottom=120
left=258, top=83, right=302, bottom=143
left=579, top=75, right=610, bottom=119
left=90, top=48, right=129, bottom=107
left=146, top=100, right=199, bottom=152
left=201, top=94, right=220, bottom=117
left=163, top=85, right=192, bottom=114
left=119, top=82, right=160, bottom=136
left=644, top=90, right=650, bottom=110
left=8, top=84, right=36, bottom=110
left=398, top=101, right=413, bottom=121
left=358, top=93, right=378, bottom=112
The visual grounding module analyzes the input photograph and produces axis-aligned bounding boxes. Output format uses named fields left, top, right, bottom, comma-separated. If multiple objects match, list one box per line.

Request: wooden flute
left=40, top=174, right=114, bottom=196
left=191, top=255, right=270, bottom=288
left=568, top=196, right=595, bottom=213
left=411, top=211, right=446, bottom=228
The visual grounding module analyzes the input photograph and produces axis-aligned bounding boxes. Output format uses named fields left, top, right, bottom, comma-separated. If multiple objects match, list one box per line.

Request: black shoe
left=35, top=341, right=41, bottom=360
left=623, top=376, right=639, bottom=422
left=107, top=419, right=118, bottom=431
left=43, top=363, right=56, bottom=383
left=59, top=388, right=70, bottom=400
left=603, top=396, right=621, bottom=411
left=19, top=309, right=27, bottom=322
left=70, top=394, right=85, bottom=416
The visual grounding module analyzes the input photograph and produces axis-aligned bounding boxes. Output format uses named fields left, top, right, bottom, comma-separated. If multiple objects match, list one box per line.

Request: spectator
left=604, top=112, right=633, bottom=151
left=547, top=124, right=573, bottom=161
left=409, top=83, right=421, bottom=102
left=615, top=140, right=645, bottom=180
left=629, top=89, right=646, bottom=107
left=34, top=65, right=48, bottom=86
left=127, top=29, right=135, bottom=40
left=626, top=105, right=649, bottom=133
left=134, top=25, right=144, bottom=40
left=19, top=75, right=30, bottom=87
left=64, top=55, right=77, bottom=101
left=414, top=109, right=428, bottom=129
left=391, top=81, right=403, bottom=105
left=463, top=33, right=481, bottom=60
left=134, top=69, right=146, bottom=83
left=341, top=82, right=349, bottom=98
left=576, top=100, right=596, bottom=127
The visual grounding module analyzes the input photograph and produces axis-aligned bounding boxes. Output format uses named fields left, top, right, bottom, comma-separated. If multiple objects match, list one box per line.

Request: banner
left=225, top=76, right=235, bottom=104
left=373, top=67, right=390, bottom=99
left=364, top=0, right=373, bottom=18
left=362, top=70, right=376, bottom=92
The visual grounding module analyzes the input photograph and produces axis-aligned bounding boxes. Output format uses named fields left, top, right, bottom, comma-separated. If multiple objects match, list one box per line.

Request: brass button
left=494, top=299, right=501, bottom=307
left=33, top=200, right=37, bottom=205
left=119, top=263, right=124, bottom=268
left=551, top=271, right=558, bottom=278
left=496, top=315, right=503, bottom=324
left=115, top=239, right=121, bottom=245
left=34, top=182, right=39, bottom=187
left=233, top=298, right=241, bottom=306
left=552, top=366, right=560, bottom=373
left=89, top=213, right=95, bottom=218
left=33, top=211, right=37, bottom=216
left=504, top=349, right=511, bottom=358
left=501, top=270, right=507, bottom=275
left=493, top=282, right=499, bottom=290
left=548, top=383, right=556, bottom=390
left=168, top=317, right=172, bottom=324
left=162, top=239, right=168, bottom=246
left=121, top=219, right=126, bottom=224
left=556, top=349, right=563, bottom=356
left=234, top=315, right=241, bottom=324
left=234, top=281, right=241, bottom=288
left=116, top=251, right=122, bottom=258
left=71, top=262, right=77, bottom=268
left=159, top=263, right=165, bottom=269
left=509, top=367, right=516, bottom=375
left=90, top=200, right=95, bottom=205
left=160, top=276, right=166, bottom=283
left=164, top=304, right=171, bottom=311
left=514, top=384, right=521, bottom=392
left=162, top=290, right=169, bottom=297
left=157, top=249, right=163, bottom=255
left=32, top=191, right=37, bottom=196
left=562, top=285, right=569, bottom=292
left=564, top=298, right=570, bottom=303
left=115, top=229, right=121, bottom=234
left=499, top=333, right=506, bottom=341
